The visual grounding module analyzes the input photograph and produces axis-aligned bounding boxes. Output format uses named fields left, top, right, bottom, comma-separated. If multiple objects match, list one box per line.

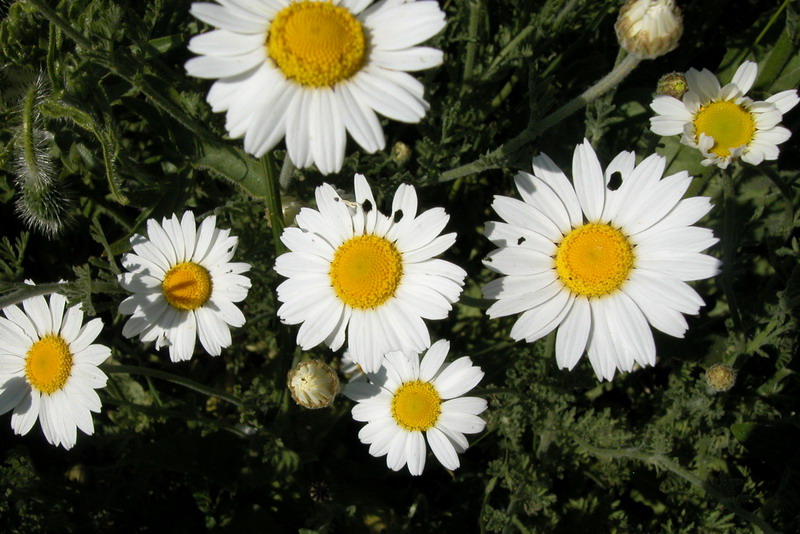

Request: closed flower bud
left=657, top=72, right=688, bottom=99
left=615, top=0, right=683, bottom=60
left=391, top=141, right=412, bottom=166
left=287, top=360, right=340, bottom=409
left=705, top=363, right=736, bottom=392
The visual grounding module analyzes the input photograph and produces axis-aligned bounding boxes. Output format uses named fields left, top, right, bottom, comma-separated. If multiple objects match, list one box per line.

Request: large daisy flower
left=0, top=291, right=110, bottom=449
left=343, top=340, right=486, bottom=475
left=275, top=174, right=466, bottom=373
left=118, top=212, right=252, bottom=362
left=650, top=60, right=799, bottom=168
left=482, top=140, right=721, bottom=381
left=185, top=0, right=446, bottom=174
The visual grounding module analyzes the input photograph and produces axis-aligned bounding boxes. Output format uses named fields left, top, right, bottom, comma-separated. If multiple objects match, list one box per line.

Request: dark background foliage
left=1, top=0, right=798, bottom=532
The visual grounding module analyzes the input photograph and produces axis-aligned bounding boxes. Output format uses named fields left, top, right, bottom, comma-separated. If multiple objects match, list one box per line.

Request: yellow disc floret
left=693, top=101, right=755, bottom=157
left=391, top=380, right=441, bottom=431
left=329, top=235, right=403, bottom=309
left=162, top=262, right=213, bottom=311
left=267, top=1, right=366, bottom=87
left=555, top=223, right=634, bottom=297
left=26, top=335, right=74, bottom=394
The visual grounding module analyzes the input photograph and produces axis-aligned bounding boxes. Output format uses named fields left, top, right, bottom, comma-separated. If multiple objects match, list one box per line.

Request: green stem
left=720, top=172, right=742, bottom=330
left=25, top=0, right=93, bottom=50
left=440, top=53, right=641, bottom=182
left=0, top=282, right=70, bottom=309
left=571, top=434, right=778, bottom=534
left=103, top=364, right=245, bottom=407
left=460, top=0, right=483, bottom=96
left=262, top=153, right=286, bottom=256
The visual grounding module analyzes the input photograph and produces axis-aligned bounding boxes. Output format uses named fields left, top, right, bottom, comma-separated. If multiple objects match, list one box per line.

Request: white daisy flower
left=482, top=140, right=721, bottom=381
left=0, top=292, right=110, bottom=449
left=344, top=340, right=486, bottom=475
left=185, top=0, right=446, bottom=174
left=275, top=174, right=466, bottom=373
left=118, top=212, right=252, bottom=362
left=650, top=60, right=799, bottom=168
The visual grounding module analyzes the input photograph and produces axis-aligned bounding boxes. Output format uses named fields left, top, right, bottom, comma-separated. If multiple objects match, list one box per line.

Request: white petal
left=187, top=29, right=266, bottom=56
left=555, top=296, right=590, bottom=370
left=23, top=295, right=52, bottom=337
left=371, top=47, right=443, bottom=72
left=336, top=84, right=385, bottom=153
left=571, top=140, right=605, bottom=222
left=427, top=426, right=459, bottom=470
left=419, top=339, right=449, bottom=382
left=189, top=2, right=267, bottom=33
left=364, top=1, right=446, bottom=50
left=766, top=90, right=799, bottom=114
left=309, top=88, right=346, bottom=174
left=731, top=61, right=758, bottom=94
left=530, top=153, right=582, bottom=228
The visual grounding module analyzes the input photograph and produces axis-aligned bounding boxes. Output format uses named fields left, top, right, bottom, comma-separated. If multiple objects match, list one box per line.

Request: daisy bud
left=287, top=360, right=340, bottom=409
left=391, top=141, right=412, bottom=166
left=615, top=0, right=683, bottom=60
left=656, top=72, right=688, bottom=99
left=705, top=363, right=736, bottom=393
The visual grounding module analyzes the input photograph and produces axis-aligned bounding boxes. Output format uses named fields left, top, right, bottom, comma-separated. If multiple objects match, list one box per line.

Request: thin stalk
left=460, top=0, right=483, bottom=96
left=103, top=364, right=245, bottom=407
left=0, top=282, right=69, bottom=309
left=25, top=0, right=92, bottom=50
left=572, top=433, right=778, bottom=534
left=440, top=53, right=642, bottom=182
left=262, top=153, right=286, bottom=256
left=720, top=172, right=742, bottom=329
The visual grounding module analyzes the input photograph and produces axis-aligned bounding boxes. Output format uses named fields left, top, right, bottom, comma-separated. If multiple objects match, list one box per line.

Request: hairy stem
left=440, top=53, right=641, bottom=182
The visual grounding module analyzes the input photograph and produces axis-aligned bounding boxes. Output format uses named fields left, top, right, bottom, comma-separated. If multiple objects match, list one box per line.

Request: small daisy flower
left=275, top=174, right=466, bottom=373
left=118, top=212, right=252, bottom=362
left=650, top=60, right=799, bottom=168
left=344, top=340, right=486, bottom=476
left=482, top=140, right=721, bottom=381
left=186, top=0, right=446, bottom=174
left=0, top=292, right=110, bottom=449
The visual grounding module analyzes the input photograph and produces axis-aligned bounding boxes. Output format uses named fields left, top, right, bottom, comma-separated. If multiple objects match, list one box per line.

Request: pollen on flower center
left=26, top=335, right=74, bottom=394
left=267, top=1, right=366, bottom=88
left=329, top=235, right=403, bottom=309
left=162, top=262, right=213, bottom=311
left=693, top=100, right=755, bottom=157
left=555, top=223, right=634, bottom=297
left=391, top=380, right=441, bottom=431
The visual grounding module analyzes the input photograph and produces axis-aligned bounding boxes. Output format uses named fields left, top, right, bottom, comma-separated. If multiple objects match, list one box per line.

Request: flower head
left=275, top=174, right=466, bottom=373
left=0, top=291, right=110, bottom=449
left=186, top=0, right=446, bottom=174
left=344, top=340, right=486, bottom=475
left=705, top=363, right=736, bottom=392
left=650, top=60, right=799, bottom=168
left=615, top=0, right=683, bottom=60
left=482, top=140, right=721, bottom=381
left=287, top=359, right=340, bottom=408
left=118, top=212, right=252, bottom=362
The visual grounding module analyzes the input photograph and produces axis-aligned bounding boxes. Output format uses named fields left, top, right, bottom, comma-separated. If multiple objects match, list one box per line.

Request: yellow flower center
left=162, top=262, right=213, bottom=311
left=693, top=100, right=756, bottom=157
left=391, top=380, right=441, bottom=432
left=555, top=223, right=634, bottom=297
left=329, top=235, right=403, bottom=309
left=267, top=1, right=366, bottom=87
left=25, top=335, right=73, bottom=394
